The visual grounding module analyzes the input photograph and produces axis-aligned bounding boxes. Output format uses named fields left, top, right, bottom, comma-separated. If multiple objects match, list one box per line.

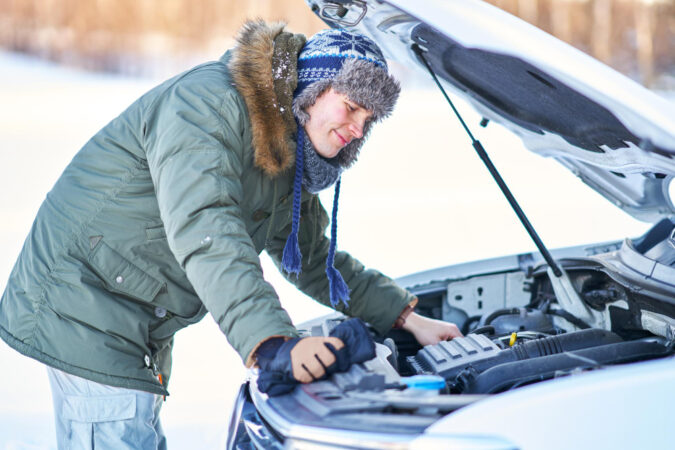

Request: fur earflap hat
left=292, top=29, right=400, bottom=168
left=282, top=29, right=400, bottom=308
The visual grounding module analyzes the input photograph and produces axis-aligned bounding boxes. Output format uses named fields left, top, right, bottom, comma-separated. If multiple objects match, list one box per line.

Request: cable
left=548, top=308, right=591, bottom=330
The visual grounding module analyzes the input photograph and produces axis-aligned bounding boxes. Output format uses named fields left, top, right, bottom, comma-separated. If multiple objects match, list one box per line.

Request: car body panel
left=427, top=356, right=675, bottom=450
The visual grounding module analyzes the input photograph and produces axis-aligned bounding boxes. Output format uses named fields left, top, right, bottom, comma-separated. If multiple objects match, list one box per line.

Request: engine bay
left=371, top=220, right=674, bottom=397
left=246, top=220, right=675, bottom=441
left=301, top=219, right=675, bottom=406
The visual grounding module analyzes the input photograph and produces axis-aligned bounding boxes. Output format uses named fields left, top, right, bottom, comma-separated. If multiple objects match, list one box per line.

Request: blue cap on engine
left=400, top=375, right=446, bottom=390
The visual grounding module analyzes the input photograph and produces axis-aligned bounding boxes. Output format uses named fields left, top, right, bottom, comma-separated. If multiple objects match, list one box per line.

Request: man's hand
left=290, top=336, right=344, bottom=383
left=257, top=319, right=373, bottom=396
left=402, top=312, right=463, bottom=346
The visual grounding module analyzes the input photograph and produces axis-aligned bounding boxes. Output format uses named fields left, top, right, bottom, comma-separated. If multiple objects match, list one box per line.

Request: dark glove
left=256, top=336, right=344, bottom=396
left=257, top=318, right=375, bottom=396
left=325, top=318, right=376, bottom=373
left=255, top=337, right=296, bottom=397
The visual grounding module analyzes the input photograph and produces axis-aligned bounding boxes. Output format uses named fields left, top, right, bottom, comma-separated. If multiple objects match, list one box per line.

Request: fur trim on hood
left=228, top=21, right=306, bottom=177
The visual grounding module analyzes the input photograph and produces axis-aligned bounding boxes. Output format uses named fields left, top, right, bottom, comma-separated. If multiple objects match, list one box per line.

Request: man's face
left=304, top=88, right=373, bottom=159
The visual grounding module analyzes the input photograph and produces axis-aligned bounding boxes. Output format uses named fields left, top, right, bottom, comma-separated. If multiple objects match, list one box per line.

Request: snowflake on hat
left=300, top=29, right=387, bottom=68
left=330, top=32, right=386, bottom=63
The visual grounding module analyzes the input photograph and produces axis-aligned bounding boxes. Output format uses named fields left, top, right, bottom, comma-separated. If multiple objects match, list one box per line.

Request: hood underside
left=306, top=0, right=675, bottom=222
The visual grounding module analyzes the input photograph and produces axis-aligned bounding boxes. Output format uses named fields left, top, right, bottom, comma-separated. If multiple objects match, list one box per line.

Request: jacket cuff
left=392, top=297, right=418, bottom=329
left=245, top=334, right=294, bottom=368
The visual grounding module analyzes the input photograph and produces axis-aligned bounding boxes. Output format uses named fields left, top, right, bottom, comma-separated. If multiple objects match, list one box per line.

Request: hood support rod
left=413, top=44, right=563, bottom=278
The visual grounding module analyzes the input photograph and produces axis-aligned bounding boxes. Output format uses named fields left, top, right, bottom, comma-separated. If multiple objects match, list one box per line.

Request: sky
left=0, top=49, right=666, bottom=449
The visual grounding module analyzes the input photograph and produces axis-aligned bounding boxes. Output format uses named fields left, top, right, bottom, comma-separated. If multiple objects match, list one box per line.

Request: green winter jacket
left=0, top=22, right=414, bottom=395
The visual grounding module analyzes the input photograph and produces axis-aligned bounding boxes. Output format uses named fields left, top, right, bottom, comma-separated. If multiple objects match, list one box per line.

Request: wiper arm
left=412, top=44, right=563, bottom=278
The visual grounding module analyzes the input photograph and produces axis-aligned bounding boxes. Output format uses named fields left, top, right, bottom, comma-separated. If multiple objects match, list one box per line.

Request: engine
left=407, top=327, right=671, bottom=394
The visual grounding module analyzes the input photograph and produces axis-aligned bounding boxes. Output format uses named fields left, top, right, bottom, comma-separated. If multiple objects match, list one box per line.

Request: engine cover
left=409, top=329, right=624, bottom=384
left=408, top=334, right=501, bottom=376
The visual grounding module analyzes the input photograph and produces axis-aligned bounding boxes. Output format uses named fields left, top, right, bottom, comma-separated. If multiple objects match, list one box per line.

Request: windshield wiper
left=412, top=44, right=564, bottom=278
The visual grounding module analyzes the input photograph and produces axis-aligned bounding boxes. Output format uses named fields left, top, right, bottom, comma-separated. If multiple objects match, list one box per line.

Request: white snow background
left=0, top=49, right=667, bottom=448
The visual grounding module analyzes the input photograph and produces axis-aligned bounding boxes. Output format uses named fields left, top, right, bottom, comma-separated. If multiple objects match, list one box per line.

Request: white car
left=227, top=1, right=675, bottom=449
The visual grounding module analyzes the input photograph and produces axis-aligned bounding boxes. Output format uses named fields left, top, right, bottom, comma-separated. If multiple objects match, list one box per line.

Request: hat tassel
left=282, top=124, right=305, bottom=276
left=326, top=178, right=350, bottom=308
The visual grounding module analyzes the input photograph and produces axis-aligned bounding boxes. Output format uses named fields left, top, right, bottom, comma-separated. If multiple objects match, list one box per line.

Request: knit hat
left=281, top=29, right=400, bottom=308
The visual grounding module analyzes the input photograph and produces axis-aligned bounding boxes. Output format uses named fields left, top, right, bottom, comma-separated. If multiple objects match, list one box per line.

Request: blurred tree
left=518, top=0, right=540, bottom=24
left=592, top=0, right=612, bottom=64
left=635, top=0, right=656, bottom=86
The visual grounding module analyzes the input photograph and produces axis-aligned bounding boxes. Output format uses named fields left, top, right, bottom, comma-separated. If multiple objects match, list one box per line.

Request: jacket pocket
left=88, top=240, right=163, bottom=303
left=62, top=393, right=136, bottom=422
left=149, top=304, right=208, bottom=341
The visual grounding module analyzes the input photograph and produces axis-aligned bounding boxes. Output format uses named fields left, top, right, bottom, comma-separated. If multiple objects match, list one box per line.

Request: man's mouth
left=334, top=130, right=348, bottom=146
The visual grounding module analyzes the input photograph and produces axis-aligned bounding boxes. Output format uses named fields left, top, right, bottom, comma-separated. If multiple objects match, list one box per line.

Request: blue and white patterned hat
left=296, top=29, right=388, bottom=95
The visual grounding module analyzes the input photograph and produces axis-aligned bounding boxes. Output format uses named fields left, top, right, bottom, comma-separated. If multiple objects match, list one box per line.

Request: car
left=226, top=0, right=675, bottom=449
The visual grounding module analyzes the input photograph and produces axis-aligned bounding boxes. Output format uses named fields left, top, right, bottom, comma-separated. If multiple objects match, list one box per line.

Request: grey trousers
left=47, top=367, right=167, bottom=450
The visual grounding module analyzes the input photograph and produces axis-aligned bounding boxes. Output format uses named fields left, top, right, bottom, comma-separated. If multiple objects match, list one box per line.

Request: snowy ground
left=0, top=50, right=663, bottom=449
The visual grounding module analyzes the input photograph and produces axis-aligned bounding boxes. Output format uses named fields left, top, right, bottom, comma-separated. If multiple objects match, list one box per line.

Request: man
left=0, top=21, right=460, bottom=447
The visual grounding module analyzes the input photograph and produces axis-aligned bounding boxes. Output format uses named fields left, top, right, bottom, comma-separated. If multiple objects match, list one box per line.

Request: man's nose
left=348, top=118, right=365, bottom=140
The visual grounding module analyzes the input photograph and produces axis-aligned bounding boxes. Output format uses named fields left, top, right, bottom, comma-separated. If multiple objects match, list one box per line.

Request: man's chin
left=315, top=145, right=341, bottom=159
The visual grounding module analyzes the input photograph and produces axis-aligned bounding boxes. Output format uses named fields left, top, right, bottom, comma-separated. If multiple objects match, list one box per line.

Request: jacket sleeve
left=144, top=68, right=299, bottom=365
left=266, top=195, right=416, bottom=335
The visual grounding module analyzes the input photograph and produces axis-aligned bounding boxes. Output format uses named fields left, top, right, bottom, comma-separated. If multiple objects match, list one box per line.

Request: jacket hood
left=228, top=21, right=307, bottom=177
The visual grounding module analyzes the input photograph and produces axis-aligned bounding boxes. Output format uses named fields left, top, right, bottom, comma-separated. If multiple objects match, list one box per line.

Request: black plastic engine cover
left=408, top=333, right=501, bottom=376
left=410, top=329, right=623, bottom=383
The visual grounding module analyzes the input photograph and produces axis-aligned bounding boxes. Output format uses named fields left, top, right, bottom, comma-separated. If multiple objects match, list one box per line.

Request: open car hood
left=307, top=0, right=675, bottom=222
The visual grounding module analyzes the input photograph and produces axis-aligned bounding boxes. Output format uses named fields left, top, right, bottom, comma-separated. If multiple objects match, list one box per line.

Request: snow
left=0, top=50, right=662, bottom=449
